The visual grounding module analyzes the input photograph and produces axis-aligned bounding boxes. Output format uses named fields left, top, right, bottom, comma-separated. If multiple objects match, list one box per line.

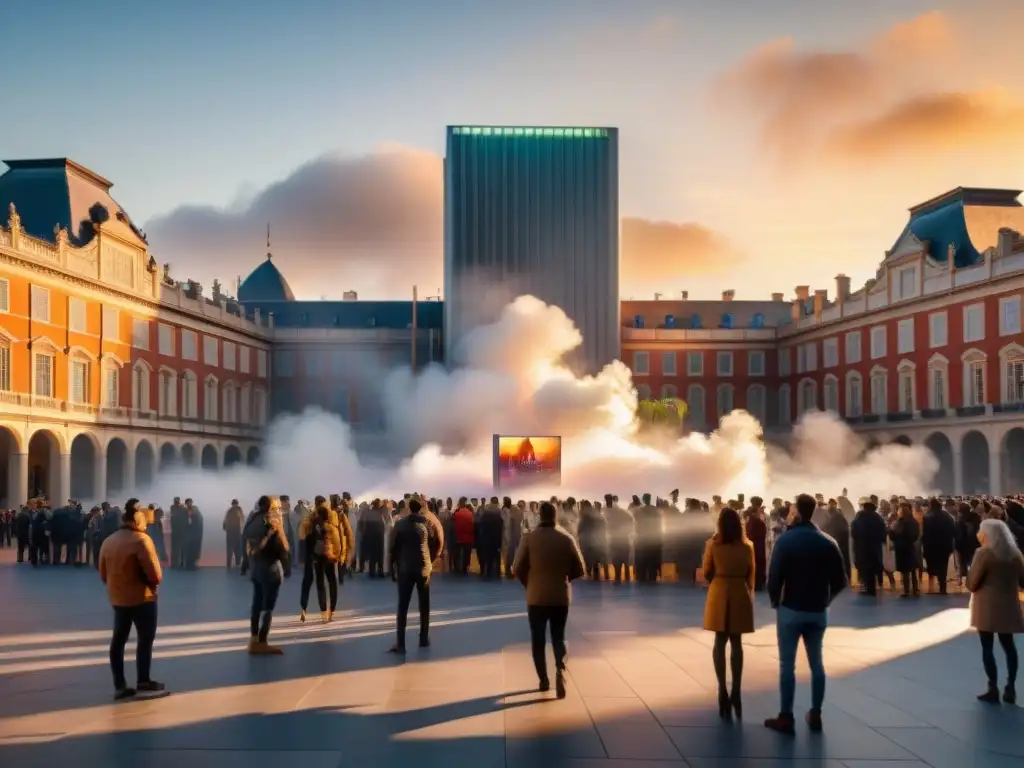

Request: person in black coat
left=921, top=497, right=956, bottom=594
left=889, top=502, right=921, bottom=597
left=184, top=501, right=204, bottom=570
left=851, top=501, right=887, bottom=596
left=822, top=501, right=852, bottom=586
left=954, top=501, right=981, bottom=584
left=476, top=498, right=505, bottom=580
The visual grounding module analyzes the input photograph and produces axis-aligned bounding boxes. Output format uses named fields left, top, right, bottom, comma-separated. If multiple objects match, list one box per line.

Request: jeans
left=250, top=577, right=282, bottom=642
left=776, top=605, right=827, bottom=715
left=527, top=605, right=569, bottom=683
left=110, top=601, right=158, bottom=690
left=979, top=632, right=1018, bottom=687
left=301, top=556, right=338, bottom=612
left=395, top=574, right=430, bottom=648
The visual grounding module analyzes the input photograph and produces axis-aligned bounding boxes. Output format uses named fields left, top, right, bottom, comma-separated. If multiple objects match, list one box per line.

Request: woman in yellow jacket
left=298, top=497, right=343, bottom=623
left=702, top=505, right=756, bottom=721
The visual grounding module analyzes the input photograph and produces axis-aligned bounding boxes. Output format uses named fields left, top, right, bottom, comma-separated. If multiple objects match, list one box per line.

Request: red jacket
left=453, top=507, right=475, bottom=545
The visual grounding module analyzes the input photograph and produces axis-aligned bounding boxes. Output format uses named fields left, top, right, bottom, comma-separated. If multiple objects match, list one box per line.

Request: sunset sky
left=4, top=0, right=1023, bottom=301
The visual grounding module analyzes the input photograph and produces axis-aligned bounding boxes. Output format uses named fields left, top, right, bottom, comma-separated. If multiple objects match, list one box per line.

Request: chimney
left=835, top=274, right=851, bottom=300
left=342, top=290, right=358, bottom=301
left=794, top=285, right=810, bottom=301
left=722, top=289, right=735, bottom=302
left=771, top=292, right=784, bottom=302
left=998, top=227, right=1017, bottom=257
left=813, top=289, right=827, bottom=320
left=680, top=290, right=689, bottom=300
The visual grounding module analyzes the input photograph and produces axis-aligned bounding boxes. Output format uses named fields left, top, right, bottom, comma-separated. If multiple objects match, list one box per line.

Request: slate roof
left=0, top=158, right=147, bottom=247
left=621, top=299, right=792, bottom=330
left=898, top=187, right=1024, bottom=269
left=238, top=257, right=296, bottom=303
left=246, top=298, right=444, bottom=330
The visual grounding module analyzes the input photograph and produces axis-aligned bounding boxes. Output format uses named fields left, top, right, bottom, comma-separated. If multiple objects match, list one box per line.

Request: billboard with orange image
left=493, top=435, right=562, bottom=488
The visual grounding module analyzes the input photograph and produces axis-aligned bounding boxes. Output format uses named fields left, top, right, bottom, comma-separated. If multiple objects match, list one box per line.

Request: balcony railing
left=621, top=327, right=776, bottom=342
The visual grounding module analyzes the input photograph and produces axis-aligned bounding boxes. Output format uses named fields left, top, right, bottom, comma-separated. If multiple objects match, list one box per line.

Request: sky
left=3, top=0, right=1024, bottom=301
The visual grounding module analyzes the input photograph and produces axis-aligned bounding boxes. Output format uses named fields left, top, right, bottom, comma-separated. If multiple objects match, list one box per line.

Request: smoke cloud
left=136, top=295, right=938, bottom=530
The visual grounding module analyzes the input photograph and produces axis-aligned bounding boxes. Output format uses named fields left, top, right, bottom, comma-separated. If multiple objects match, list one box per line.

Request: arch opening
left=962, top=431, right=990, bottom=495
left=246, top=446, right=261, bottom=466
left=0, top=427, right=19, bottom=506
left=135, top=441, right=155, bottom=489
left=924, top=432, right=955, bottom=495
left=1003, top=428, right=1024, bottom=493
left=224, top=445, right=242, bottom=468
left=70, top=434, right=98, bottom=502
left=28, top=430, right=61, bottom=502
left=159, top=442, right=178, bottom=470
left=106, top=438, right=128, bottom=498
left=181, top=444, right=197, bottom=467
left=201, top=444, right=218, bottom=471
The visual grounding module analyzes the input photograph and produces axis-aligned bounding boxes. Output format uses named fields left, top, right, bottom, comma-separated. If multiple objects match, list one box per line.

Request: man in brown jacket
left=512, top=501, right=586, bottom=698
left=98, top=498, right=164, bottom=700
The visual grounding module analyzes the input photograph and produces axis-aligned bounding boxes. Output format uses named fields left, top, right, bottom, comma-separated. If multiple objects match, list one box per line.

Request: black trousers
left=859, top=564, right=881, bottom=595
left=17, top=537, right=28, bottom=562
left=527, top=605, right=569, bottom=683
left=610, top=548, right=631, bottom=581
left=300, top=556, right=338, bottom=612
left=479, top=548, right=501, bottom=579
left=454, top=543, right=473, bottom=574
left=226, top=531, right=243, bottom=568
left=395, top=574, right=430, bottom=648
left=110, top=601, right=158, bottom=690
left=980, top=632, right=1018, bottom=687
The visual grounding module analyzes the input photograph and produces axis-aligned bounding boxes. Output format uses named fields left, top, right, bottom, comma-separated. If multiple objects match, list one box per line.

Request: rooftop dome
left=238, top=255, right=295, bottom=303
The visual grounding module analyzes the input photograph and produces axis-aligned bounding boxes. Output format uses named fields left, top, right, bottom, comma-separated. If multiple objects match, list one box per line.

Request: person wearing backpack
left=241, top=496, right=291, bottom=654
left=298, top=496, right=342, bottom=623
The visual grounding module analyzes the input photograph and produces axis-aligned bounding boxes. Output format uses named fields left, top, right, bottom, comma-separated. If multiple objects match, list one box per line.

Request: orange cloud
left=621, top=219, right=743, bottom=285
left=715, top=12, right=959, bottom=163
left=824, top=88, right=1024, bottom=160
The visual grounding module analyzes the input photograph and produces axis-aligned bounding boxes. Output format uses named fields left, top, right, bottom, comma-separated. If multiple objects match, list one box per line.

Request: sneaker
left=806, top=709, right=822, bottom=732
left=764, top=713, right=796, bottom=735
left=114, top=687, right=136, bottom=701
left=555, top=671, right=567, bottom=699
left=249, top=641, right=284, bottom=655
left=137, top=680, right=165, bottom=693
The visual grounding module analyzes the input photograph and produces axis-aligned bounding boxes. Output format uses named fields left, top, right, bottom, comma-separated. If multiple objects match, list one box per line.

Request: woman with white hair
left=967, top=518, right=1024, bottom=704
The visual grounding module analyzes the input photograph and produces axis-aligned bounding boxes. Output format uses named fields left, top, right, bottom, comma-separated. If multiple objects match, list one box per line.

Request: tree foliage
left=636, top=398, right=687, bottom=429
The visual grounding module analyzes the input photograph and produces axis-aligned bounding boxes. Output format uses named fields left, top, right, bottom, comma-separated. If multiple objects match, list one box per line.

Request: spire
left=266, top=222, right=272, bottom=260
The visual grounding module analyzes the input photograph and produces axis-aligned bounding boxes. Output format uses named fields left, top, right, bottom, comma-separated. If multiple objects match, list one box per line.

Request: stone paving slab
left=0, top=549, right=1021, bottom=768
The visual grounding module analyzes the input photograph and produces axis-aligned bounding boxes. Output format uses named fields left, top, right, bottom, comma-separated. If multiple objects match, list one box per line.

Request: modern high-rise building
left=444, top=125, right=620, bottom=372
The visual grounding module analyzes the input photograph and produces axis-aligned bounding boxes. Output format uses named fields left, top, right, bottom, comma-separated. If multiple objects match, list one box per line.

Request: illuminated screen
left=493, top=435, right=562, bottom=489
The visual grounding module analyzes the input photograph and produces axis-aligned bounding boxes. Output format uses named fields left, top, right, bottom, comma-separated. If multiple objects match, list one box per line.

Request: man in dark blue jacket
left=765, top=493, right=847, bottom=735
left=388, top=498, right=443, bottom=654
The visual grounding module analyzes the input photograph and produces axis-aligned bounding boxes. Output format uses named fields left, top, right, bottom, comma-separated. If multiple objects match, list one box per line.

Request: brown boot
left=249, top=640, right=284, bottom=655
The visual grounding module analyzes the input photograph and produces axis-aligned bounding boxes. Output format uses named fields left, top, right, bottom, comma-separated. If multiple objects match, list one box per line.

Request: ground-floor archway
left=160, top=442, right=178, bottom=470
left=925, top=432, right=955, bottom=495
left=1003, top=428, right=1024, bottom=493
left=136, top=441, right=155, bottom=488
left=224, top=444, right=242, bottom=468
left=0, top=427, right=19, bottom=506
left=181, top=443, right=197, bottom=467
left=107, top=438, right=129, bottom=497
left=201, top=444, right=218, bottom=471
left=891, top=435, right=912, bottom=446
left=70, top=433, right=99, bottom=501
left=28, top=430, right=61, bottom=502
left=247, top=446, right=261, bottom=466
left=962, top=430, right=990, bottom=495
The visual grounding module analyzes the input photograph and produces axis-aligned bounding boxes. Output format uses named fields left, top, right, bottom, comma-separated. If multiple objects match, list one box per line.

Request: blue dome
left=239, top=257, right=295, bottom=303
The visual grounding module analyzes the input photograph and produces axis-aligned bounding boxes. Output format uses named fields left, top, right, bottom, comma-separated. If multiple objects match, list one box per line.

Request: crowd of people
left=6, top=489, right=1023, bottom=731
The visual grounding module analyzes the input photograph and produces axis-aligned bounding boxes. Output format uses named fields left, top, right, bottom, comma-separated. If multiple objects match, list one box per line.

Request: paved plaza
left=0, top=551, right=1022, bottom=768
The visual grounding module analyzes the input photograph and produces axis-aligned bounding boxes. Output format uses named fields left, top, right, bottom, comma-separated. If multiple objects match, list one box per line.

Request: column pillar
left=9, top=453, right=28, bottom=507
left=953, top=450, right=964, bottom=496
left=989, top=442, right=1002, bottom=496
left=58, top=453, right=71, bottom=506
left=93, top=451, right=107, bottom=505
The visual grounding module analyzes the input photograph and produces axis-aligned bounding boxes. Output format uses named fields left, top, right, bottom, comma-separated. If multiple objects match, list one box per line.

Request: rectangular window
left=899, top=371, right=915, bottom=412
left=748, top=350, right=765, bottom=376
left=633, top=351, right=649, bottom=375
left=963, top=304, right=985, bottom=343
left=71, top=359, right=89, bottom=404
left=870, top=326, right=887, bottom=359
left=686, top=351, right=703, bottom=376
left=930, top=369, right=945, bottom=410
left=1007, top=361, right=1024, bottom=404
left=306, top=354, right=323, bottom=376
left=132, top=318, right=150, bottom=350
left=0, top=342, right=10, bottom=391
left=929, top=312, right=948, bottom=348
left=1000, top=296, right=1022, bottom=337
left=203, top=336, right=218, bottom=366
left=805, top=343, right=817, bottom=372
left=104, top=368, right=119, bottom=407
left=778, top=348, right=791, bottom=376
left=34, top=354, right=53, bottom=397
left=967, top=362, right=985, bottom=407
left=717, top=351, right=733, bottom=376
left=823, top=338, right=838, bottom=369
left=717, top=385, right=734, bottom=417
left=69, top=298, right=87, bottom=332
left=871, top=374, right=887, bottom=415
left=102, top=307, right=119, bottom=341
left=778, top=387, right=791, bottom=424
left=824, top=379, right=839, bottom=412
left=257, top=349, right=268, bottom=378
left=845, top=332, right=862, bottom=364
left=275, top=350, right=295, bottom=377
left=31, top=285, right=50, bottom=322
left=897, top=318, right=914, bottom=354
left=239, top=346, right=250, bottom=374
left=223, top=341, right=237, bottom=371
left=0, top=278, right=9, bottom=313
left=181, top=330, right=197, bottom=361
left=796, top=345, right=807, bottom=374
left=662, top=352, right=676, bottom=376
left=848, top=377, right=862, bottom=418
left=897, top=266, right=917, bottom=300
left=158, top=324, right=175, bottom=356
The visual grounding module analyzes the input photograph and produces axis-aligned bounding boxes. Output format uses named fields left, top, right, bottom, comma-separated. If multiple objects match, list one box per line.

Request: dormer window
left=689, top=314, right=702, bottom=329
left=720, top=313, right=734, bottom=329
left=751, top=313, right=765, bottom=329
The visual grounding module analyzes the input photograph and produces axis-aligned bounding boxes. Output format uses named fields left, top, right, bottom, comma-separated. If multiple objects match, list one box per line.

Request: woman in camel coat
left=702, top=506, right=755, bottom=721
